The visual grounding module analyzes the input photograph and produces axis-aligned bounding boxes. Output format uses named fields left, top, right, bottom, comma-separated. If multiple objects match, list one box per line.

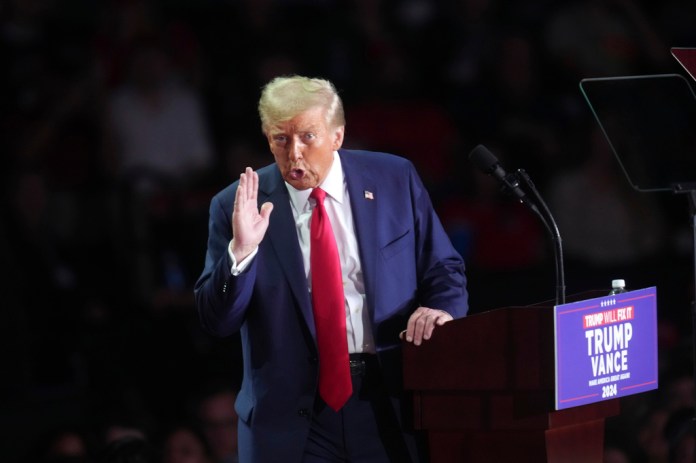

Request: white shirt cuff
left=228, top=241, right=258, bottom=275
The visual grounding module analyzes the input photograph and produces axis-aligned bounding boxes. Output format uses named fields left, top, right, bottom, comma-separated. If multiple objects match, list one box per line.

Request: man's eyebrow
left=271, top=123, right=320, bottom=133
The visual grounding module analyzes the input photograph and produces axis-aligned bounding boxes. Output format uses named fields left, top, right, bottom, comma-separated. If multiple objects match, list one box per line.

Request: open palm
left=231, top=167, right=274, bottom=261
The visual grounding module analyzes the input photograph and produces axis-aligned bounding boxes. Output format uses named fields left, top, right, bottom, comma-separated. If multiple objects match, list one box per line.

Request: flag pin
left=364, top=190, right=374, bottom=200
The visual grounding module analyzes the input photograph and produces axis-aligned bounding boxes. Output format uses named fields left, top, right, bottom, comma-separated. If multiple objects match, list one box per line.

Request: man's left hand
left=401, top=307, right=453, bottom=346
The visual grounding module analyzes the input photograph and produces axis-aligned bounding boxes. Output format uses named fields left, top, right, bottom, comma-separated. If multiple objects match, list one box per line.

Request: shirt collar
left=286, top=151, right=344, bottom=214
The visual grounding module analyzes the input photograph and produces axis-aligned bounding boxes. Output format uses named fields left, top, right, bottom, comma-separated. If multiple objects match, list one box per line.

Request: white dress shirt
left=229, top=152, right=375, bottom=354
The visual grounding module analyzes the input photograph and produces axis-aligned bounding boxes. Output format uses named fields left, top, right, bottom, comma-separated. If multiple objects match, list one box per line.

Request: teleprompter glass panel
left=580, top=73, right=696, bottom=192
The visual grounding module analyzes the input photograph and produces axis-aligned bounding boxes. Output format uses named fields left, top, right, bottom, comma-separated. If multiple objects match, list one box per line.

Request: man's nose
left=288, top=139, right=303, bottom=160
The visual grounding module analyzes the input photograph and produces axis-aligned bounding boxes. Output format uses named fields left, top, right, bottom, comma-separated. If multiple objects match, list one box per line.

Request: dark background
left=2, top=0, right=696, bottom=461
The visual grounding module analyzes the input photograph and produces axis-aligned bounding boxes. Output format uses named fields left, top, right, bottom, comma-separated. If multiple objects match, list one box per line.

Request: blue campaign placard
left=554, top=287, right=658, bottom=410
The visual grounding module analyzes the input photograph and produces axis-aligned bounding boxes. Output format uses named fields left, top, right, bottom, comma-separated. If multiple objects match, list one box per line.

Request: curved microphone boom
left=468, top=144, right=566, bottom=305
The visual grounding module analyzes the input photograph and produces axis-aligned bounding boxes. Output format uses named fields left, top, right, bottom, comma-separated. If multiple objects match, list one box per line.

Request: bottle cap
left=611, top=279, right=626, bottom=288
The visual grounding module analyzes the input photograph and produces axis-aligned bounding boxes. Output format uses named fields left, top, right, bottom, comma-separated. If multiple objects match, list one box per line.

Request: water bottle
left=609, top=279, right=627, bottom=295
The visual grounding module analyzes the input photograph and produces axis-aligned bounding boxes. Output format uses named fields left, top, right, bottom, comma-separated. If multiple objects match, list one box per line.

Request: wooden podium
left=403, top=304, right=620, bottom=463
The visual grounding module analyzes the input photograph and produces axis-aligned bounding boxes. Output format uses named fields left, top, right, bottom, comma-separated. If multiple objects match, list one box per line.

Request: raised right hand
left=231, top=167, right=274, bottom=262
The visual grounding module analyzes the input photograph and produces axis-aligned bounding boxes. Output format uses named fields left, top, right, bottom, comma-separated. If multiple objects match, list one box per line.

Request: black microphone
left=468, top=144, right=527, bottom=202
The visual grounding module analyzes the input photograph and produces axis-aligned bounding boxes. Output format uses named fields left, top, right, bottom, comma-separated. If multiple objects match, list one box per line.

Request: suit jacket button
left=298, top=408, right=310, bottom=418
left=222, top=282, right=228, bottom=293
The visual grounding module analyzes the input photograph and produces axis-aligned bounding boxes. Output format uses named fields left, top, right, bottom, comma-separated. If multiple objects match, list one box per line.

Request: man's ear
left=332, top=126, right=345, bottom=150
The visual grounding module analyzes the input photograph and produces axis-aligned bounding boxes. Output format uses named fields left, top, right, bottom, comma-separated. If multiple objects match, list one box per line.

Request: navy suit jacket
left=194, top=149, right=468, bottom=462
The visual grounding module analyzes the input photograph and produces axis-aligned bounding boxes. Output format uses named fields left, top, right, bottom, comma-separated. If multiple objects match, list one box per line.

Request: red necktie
left=310, top=188, right=351, bottom=411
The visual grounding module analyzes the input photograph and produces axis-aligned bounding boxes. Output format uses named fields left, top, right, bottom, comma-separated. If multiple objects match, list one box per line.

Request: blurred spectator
left=102, top=32, right=215, bottom=307
left=97, top=436, right=159, bottom=463
left=664, top=408, right=696, bottom=463
left=443, top=0, right=499, bottom=89
left=2, top=168, right=83, bottom=388
left=161, top=423, right=213, bottom=463
left=637, top=406, right=671, bottom=463
left=93, top=1, right=162, bottom=90
left=440, top=0, right=501, bottom=135
left=664, top=375, right=695, bottom=414
left=486, top=32, right=563, bottom=187
left=221, top=140, right=269, bottom=183
left=104, top=35, right=214, bottom=191
left=345, top=97, right=459, bottom=188
left=193, top=384, right=239, bottom=463
left=546, top=127, right=665, bottom=270
left=544, top=0, right=670, bottom=79
left=46, top=431, right=88, bottom=461
left=22, top=427, right=90, bottom=463
left=104, top=424, right=148, bottom=446
left=656, top=0, right=696, bottom=46
left=604, top=444, right=631, bottom=463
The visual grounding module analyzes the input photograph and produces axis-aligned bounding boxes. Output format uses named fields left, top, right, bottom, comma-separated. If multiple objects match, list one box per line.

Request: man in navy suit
left=194, top=75, right=468, bottom=462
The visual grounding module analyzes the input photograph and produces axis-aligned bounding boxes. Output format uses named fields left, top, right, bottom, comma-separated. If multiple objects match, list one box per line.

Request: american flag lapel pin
left=364, top=190, right=374, bottom=200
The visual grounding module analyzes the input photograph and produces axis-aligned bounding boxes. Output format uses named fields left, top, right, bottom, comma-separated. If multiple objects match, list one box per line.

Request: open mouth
left=289, top=168, right=304, bottom=180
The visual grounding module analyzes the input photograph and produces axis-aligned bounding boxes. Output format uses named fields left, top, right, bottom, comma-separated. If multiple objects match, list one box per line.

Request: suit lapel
left=342, top=153, right=380, bottom=320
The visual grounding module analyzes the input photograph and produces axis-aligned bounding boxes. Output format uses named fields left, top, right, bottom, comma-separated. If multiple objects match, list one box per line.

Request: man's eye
left=304, top=133, right=316, bottom=140
left=274, top=135, right=287, bottom=143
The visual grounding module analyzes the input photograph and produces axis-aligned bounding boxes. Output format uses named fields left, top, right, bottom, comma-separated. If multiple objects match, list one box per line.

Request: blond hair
left=258, top=75, right=345, bottom=134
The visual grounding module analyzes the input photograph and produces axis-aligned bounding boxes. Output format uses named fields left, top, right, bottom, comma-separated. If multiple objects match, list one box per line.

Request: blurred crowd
left=2, top=0, right=696, bottom=462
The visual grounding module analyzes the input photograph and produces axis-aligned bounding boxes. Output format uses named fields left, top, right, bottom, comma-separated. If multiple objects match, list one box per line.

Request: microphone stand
left=507, top=169, right=566, bottom=306
left=689, top=192, right=696, bottom=430
left=675, top=188, right=696, bottom=431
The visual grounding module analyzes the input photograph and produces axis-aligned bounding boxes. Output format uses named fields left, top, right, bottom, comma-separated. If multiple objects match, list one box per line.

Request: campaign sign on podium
left=554, top=287, right=658, bottom=410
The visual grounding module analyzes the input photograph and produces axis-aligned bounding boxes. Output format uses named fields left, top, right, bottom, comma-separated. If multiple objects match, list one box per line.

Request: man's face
left=266, top=106, right=344, bottom=190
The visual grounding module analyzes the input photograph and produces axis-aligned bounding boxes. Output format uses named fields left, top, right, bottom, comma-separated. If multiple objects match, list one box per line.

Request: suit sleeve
left=194, top=189, right=255, bottom=337
left=409, top=164, right=469, bottom=318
